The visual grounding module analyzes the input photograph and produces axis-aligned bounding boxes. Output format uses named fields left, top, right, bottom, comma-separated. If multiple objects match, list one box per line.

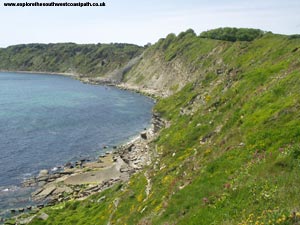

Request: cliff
left=4, top=28, right=300, bottom=225
left=0, top=42, right=143, bottom=80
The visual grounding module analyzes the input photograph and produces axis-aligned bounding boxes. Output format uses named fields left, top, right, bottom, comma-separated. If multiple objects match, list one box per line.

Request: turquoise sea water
left=0, top=72, right=153, bottom=215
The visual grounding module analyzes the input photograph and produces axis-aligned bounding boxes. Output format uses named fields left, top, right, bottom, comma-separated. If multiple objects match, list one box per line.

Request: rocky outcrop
left=152, top=113, right=166, bottom=133
left=19, top=114, right=165, bottom=212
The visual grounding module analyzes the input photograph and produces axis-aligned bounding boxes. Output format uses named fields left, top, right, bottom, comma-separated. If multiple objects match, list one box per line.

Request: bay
left=0, top=72, right=153, bottom=215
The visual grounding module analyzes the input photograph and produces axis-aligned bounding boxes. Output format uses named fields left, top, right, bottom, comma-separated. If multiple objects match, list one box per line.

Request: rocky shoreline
left=79, top=77, right=167, bottom=98
left=0, top=71, right=164, bottom=224
left=0, top=70, right=164, bottom=98
left=5, top=113, right=165, bottom=224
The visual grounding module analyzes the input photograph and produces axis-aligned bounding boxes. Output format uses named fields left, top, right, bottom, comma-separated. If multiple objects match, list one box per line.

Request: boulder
left=38, top=169, right=49, bottom=177
left=10, top=209, right=16, bottom=214
left=37, top=176, right=48, bottom=182
left=140, top=131, right=147, bottom=139
left=64, top=162, right=73, bottom=169
left=33, top=185, right=56, bottom=201
left=53, top=186, right=73, bottom=195
left=22, top=178, right=36, bottom=187
left=32, top=188, right=44, bottom=196
left=36, top=169, right=50, bottom=183
left=18, top=208, right=25, bottom=213
left=37, top=204, right=44, bottom=209
left=75, top=161, right=83, bottom=167
left=37, top=181, right=47, bottom=187
left=38, top=213, right=49, bottom=221
left=120, top=165, right=130, bottom=173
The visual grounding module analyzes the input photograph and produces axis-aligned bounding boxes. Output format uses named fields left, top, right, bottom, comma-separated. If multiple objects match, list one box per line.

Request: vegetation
left=4, top=28, right=300, bottom=224
left=200, top=27, right=264, bottom=41
left=0, top=43, right=143, bottom=77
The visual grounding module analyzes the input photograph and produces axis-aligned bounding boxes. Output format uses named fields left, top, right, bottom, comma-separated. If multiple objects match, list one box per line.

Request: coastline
left=0, top=70, right=162, bottom=98
left=7, top=114, right=165, bottom=224
left=1, top=70, right=164, bottom=223
left=0, top=70, right=79, bottom=78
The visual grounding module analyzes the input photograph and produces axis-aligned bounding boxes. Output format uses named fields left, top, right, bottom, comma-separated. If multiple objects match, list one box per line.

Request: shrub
left=200, top=27, right=264, bottom=42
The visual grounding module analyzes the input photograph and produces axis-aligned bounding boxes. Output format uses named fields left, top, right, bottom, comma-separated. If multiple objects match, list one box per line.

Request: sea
left=0, top=72, right=154, bottom=217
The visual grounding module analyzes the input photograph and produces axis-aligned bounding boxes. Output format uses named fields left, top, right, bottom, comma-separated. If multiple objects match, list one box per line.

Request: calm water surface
left=0, top=72, right=153, bottom=215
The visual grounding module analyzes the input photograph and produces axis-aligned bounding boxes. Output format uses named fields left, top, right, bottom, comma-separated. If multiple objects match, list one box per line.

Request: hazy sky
left=0, top=0, right=299, bottom=47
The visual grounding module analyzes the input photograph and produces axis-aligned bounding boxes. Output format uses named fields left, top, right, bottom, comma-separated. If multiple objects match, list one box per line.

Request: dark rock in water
left=64, top=162, right=73, bottom=169
left=26, top=206, right=32, bottom=210
left=103, top=145, right=108, bottom=149
left=10, top=209, right=16, bottom=214
left=79, top=158, right=88, bottom=163
left=18, top=208, right=24, bottom=213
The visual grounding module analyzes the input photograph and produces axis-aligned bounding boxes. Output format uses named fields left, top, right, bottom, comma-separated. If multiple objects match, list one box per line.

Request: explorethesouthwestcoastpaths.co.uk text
left=3, top=1, right=106, bottom=7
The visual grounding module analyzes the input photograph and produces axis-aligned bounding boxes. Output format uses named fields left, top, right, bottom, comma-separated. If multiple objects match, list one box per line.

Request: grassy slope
left=123, top=30, right=222, bottom=95
left=26, top=31, right=300, bottom=225
left=0, top=43, right=143, bottom=78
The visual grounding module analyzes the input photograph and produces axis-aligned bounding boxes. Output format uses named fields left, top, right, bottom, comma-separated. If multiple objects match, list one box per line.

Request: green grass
left=0, top=43, right=143, bottom=77
left=19, top=29, right=300, bottom=224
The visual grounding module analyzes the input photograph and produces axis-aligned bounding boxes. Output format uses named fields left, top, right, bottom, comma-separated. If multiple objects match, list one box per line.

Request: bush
left=200, top=27, right=264, bottom=42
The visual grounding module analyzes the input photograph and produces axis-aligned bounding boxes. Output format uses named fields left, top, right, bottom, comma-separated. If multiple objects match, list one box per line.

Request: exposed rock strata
left=20, top=114, right=165, bottom=210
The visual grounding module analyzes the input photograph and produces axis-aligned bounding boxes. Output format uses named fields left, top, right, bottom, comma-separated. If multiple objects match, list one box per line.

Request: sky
left=0, top=0, right=299, bottom=47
